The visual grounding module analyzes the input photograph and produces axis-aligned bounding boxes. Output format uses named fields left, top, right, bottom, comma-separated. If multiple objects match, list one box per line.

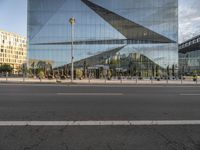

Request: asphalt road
left=0, top=84, right=200, bottom=150
left=0, top=84, right=200, bottom=121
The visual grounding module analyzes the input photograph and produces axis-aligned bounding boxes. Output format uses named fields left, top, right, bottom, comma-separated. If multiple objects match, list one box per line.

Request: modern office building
left=28, top=0, right=178, bottom=77
left=179, top=35, right=200, bottom=75
left=0, top=29, right=27, bottom=74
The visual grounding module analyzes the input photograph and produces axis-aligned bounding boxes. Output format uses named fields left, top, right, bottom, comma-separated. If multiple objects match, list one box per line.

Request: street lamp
left=69, top=17, right=76, bottom=83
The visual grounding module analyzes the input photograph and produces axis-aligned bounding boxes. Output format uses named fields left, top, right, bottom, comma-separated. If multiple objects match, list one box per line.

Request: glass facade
left=179, top=35, right=200, bottom=75
left=28, top=0, right=178, bottom=77
left=179, top=50, right=200, bottom=75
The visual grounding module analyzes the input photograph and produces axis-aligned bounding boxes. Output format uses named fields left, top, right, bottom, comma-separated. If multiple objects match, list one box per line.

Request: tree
left=133, top=65, right=137, bottom=76
left=38, top=70, right=45, bottom=79
left=76, top=69, right=83, bottom=79
left=156, top=65, right=159, bottom=77
left=36, top=61, right=53, bottom=77
left=172, top=64, right=175, bottom=77
left=152, top=65, right=155, bottom=77
left=30, top=61, right=36, bottom=76
left=21, top=63, right=28, bottom=74
left=107, top=69, right=112, bottom=80
left=0, top=64, right=13, bottom=73
left=110, top=58, right=120, bottom=76
left=45, top=63, right=53, bottom=74
left=37, top=61, right=47, bottom=72
left=83, top=61, right=87, bottom=78
left=167, top=65, right=170, bottom=76
left=197, top=59, right=200, bottom=75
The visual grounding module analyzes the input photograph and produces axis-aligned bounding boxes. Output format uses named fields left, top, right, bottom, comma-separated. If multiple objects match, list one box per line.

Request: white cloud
left=179, top=0, right=200, bottom=43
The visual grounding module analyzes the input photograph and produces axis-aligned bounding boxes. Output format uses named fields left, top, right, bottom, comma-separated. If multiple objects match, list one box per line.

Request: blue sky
left=0, top=0, right=27, bottom=36
left=0, top=0, right=199, bottom=43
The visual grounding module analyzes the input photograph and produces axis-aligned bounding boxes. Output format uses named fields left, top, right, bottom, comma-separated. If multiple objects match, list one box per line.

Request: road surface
left=0, top=84, right=200, bottom=150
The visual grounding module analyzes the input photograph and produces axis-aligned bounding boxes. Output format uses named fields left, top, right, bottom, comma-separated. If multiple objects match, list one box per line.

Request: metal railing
left=0, top=74, right=199, bottom=85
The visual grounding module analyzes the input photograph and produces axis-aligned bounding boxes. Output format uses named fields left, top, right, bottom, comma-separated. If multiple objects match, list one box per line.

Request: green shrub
left=0, top=64, right=13, bottom=73
left=76, top=69, right=83, bottom=79
left=38, top=70, right=45, bottom=79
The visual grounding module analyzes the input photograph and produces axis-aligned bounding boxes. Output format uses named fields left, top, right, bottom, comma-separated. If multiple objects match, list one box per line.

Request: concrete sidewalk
left=0, top=77, right=199, bottom=85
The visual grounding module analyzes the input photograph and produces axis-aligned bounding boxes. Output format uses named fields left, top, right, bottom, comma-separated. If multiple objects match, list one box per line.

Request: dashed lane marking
left=57, top=93, right=124, bottom=96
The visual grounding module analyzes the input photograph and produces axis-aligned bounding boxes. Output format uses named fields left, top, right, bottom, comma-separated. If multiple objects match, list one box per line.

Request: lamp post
left=69, top=17, right=76, bottom=83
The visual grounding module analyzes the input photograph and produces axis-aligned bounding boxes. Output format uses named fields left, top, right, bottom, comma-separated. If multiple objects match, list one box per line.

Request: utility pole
left=69, top=17, right=76, bottom=83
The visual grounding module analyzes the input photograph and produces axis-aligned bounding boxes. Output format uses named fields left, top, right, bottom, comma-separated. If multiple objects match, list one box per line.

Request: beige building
left=0, top=29, right=27, bottom=74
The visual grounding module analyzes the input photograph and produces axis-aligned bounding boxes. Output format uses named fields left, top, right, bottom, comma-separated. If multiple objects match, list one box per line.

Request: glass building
left=179, top=35, right=200, bottom=75
left=28, top=0, right=178, bottom=77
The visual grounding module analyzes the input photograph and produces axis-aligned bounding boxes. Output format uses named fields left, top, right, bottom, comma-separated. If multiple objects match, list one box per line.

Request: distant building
left=0, top=29, right=27, bottom=74
left=179, top=35, right=200, bottom=75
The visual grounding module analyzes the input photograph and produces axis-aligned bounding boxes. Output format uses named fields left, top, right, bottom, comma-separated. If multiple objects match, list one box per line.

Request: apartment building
left=0, top=29, right=27, bottom=74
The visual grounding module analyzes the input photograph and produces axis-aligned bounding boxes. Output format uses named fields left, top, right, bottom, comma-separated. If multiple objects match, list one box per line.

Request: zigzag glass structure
left=28, top=0, right=178, bottom=77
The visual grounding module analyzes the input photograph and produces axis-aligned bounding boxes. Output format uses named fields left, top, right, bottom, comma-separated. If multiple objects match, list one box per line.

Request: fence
left=0, top=74, right=199, bottom=85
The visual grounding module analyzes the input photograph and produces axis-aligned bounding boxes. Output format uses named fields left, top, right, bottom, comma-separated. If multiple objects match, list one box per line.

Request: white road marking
left=69, top=85, right=200, bottom=88
left=57, top=93, right=123, bottom=96
left=0, top=120, right=200, bottom=126
left=180, top=94, right=200, bottom=96
left=1, top=83, right=200, bottom=88
left=0, top=93, right=123, bottom=96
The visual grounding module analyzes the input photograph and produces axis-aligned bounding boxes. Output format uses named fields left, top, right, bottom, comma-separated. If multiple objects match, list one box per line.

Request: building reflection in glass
left=28, top=0, right=178, bottom=77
